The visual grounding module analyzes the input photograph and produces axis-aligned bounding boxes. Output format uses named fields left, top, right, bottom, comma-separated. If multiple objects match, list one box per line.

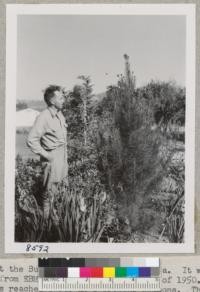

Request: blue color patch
left=126, top=267, right=139, bottom=277
left=139, top=267, right=151, bottom=277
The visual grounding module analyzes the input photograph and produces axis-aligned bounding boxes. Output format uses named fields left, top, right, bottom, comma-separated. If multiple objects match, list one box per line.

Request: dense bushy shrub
left=137, top=80, right=185, bottom=129
left=16, top=101, right=28, bottom=111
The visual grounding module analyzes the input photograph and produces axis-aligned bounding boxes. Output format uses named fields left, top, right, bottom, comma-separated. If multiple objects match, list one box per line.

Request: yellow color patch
left=103, top=267, right=115, bottom=278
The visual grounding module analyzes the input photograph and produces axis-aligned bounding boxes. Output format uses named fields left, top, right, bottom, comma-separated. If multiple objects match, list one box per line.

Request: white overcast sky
left=17, top=15, right=186, bottom=100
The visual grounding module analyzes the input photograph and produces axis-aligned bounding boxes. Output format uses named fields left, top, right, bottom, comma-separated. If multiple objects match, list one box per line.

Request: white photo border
left=5, top=3, right=195, bottom=254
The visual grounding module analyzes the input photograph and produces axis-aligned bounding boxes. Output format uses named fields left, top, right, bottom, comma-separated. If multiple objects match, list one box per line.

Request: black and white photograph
left=5, top=4, right=195, bottom=253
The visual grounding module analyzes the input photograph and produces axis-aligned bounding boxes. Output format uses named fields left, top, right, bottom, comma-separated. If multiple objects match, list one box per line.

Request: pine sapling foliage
left=96, top=76, right=166, bottom=230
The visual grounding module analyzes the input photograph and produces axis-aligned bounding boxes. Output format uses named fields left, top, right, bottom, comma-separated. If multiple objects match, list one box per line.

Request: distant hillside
left=93, top=92, right=106, bottom=101
left=17, top=100, right=46, bottom=112
left=92, top=92, right=106, bottom=110
left=26, top=100, right=46, bottom=111
left=17, top=92, right=106, bottom=112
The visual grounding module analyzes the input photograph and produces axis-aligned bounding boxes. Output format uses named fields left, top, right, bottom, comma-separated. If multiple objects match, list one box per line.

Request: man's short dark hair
left=44, top=85, right=62, bottom=106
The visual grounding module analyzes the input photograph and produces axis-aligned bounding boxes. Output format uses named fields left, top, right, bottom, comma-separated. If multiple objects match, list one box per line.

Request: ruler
left=39, top=277, right=161, bottom=291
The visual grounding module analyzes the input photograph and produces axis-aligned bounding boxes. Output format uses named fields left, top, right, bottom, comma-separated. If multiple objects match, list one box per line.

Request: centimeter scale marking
left=39, top=277, right=161, bottom=291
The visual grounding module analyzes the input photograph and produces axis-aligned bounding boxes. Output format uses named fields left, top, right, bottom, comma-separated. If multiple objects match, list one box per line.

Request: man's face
left=51, top=90, right=65, bottom=110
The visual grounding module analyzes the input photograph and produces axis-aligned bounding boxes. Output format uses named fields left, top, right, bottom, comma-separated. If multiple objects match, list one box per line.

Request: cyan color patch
left=126, top=267, right=139, bottom=277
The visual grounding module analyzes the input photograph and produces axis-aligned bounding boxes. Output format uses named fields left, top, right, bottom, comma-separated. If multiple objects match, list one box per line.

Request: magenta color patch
left=80, top=267, right=92, bottom=277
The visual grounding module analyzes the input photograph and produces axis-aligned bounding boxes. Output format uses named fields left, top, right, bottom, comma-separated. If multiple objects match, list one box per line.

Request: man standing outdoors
left=27, top=85, right=68, bottom=218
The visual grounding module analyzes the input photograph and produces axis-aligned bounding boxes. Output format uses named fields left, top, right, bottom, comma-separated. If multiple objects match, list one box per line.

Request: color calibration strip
left=39, top=266, right=160, bottom=278
left=38, top=258, right=159, bottom=278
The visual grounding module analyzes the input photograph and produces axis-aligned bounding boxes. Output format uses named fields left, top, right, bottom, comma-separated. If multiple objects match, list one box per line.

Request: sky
left=17, top=15, right=186, bottom=100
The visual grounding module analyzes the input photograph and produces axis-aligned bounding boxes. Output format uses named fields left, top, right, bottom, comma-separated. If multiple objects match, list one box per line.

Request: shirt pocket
left=46, top=122, right=59, bottom=134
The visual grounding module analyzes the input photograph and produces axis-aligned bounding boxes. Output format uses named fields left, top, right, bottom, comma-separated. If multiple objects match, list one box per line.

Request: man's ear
left=50, top=96, right=55, bottom=106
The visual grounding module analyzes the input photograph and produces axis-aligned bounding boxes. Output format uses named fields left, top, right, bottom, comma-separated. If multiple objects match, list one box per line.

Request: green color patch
left=115, top=267, right=127, bottom=278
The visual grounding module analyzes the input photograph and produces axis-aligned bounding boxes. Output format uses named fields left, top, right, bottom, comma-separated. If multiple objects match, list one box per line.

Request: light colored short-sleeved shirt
left=27, top=107, right=67, bottom=159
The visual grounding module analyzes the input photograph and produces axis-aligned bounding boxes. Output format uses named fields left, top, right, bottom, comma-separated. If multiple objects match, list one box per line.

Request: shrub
left=137, top=80, right=185, bottom=129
